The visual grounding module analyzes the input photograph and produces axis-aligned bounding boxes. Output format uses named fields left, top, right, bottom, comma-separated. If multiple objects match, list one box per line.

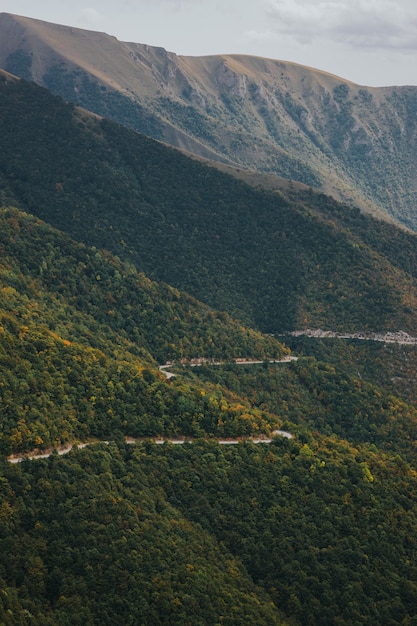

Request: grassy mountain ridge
left=2, top=13, right=417, bottom=227
left=1, top=72, right=417, bottom=335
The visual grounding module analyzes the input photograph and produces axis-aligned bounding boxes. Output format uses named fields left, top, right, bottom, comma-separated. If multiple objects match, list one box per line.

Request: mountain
left=2, top=70, right=417, bottom=336
left=2, top=56, right=417, bottom=626
left=1, top=13, right=417, bottom=229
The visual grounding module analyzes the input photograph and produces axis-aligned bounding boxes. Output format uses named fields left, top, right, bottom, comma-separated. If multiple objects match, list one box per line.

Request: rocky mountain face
left=1, top=12, right=417, bottom=229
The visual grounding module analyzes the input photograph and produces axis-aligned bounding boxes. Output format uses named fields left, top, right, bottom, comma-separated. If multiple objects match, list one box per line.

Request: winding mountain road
left=7, top=430, right=294, bottom=463
left=7, top=357, right=296, bottom=463
left=159, top=355, right=298, bottom=379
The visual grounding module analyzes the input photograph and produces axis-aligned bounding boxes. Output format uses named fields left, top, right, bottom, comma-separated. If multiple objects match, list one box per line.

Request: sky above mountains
left=1, top=0, right=417, bottom=87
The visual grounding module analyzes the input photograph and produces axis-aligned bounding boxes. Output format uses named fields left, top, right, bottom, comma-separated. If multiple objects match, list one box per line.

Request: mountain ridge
left=2, top=13, right=417, bottom=228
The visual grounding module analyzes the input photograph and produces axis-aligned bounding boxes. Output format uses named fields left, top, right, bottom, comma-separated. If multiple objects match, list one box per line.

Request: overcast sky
left=1, top=0, right=417, bottom=86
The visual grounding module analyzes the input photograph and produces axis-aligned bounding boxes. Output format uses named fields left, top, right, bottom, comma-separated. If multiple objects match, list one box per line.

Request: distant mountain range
left=1, top=12, right=417, bottom=229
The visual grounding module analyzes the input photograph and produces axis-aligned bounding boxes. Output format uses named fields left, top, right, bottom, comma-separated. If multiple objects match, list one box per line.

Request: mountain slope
left=1, top=445, right=287, bottom=625
left=2, top=72, right=417, bottom=335
left=1, top=13, right=417, bottom=228
left=2, top=20, right=417, bottom=626
left=0, top=204, right=289, bottom=455
left=2, top=202, right=417, bottom=622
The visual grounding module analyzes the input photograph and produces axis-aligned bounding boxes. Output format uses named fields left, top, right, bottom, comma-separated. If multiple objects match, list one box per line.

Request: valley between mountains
left=1, top=14, right=417, bottom=626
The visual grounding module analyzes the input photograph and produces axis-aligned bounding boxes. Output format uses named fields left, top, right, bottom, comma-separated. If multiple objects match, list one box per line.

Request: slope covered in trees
left=2, top=428, right=417, bottom=625
left=0, top=445, right=286, bottom=625
left=2, top=65, right=417, bottom=626
left=1, top=202, right=417, bottom=624
left=2, top=72, right=417, bottom=335
left=0, top=206, right=286, bottom=455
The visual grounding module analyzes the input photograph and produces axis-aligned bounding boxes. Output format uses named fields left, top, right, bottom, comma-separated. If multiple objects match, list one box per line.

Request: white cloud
left=263, top=0, right=417, bottom=49
left=76, top=8, right=104, bottom=29
left=245, top=29, right=279, bottom=42
left=123, top=0, right=193, bottom=8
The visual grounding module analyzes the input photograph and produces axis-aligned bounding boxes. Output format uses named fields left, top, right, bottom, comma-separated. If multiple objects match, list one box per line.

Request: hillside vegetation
left=1, top=13, right=417, bottom=227
left=1, top=65, right=417, bottom=625
left=3, top=206, right=417, bottom=626
left=2, top=72, right=417, bottom=335
left=0, top=205, right=288, bottom=455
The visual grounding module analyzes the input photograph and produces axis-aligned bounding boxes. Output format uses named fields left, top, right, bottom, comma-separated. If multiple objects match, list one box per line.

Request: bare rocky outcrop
left=216, top=60, right=248, bottom=98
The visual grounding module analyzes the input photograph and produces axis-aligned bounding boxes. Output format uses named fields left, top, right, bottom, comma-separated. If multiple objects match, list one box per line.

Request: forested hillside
left=2, top=425, right=417, bottom=624
left=2, top=72, right=417, bottom=335
left=0, top=206, right=287, bottom=455
left=3, top=192, right=417, bottom=626
left=2, top=52, right=417, bottom=626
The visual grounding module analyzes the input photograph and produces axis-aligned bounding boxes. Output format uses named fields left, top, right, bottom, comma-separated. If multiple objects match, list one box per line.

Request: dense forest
left=1, top=71, right=417, bottom=625
left=0, top=206, right=287, bottom=455
left=2, top=432, right=417, bottom=625
left=2, top=209, right=417, bottom=625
